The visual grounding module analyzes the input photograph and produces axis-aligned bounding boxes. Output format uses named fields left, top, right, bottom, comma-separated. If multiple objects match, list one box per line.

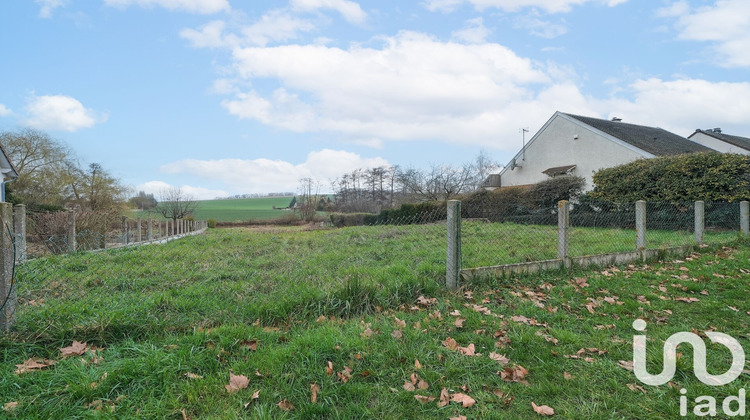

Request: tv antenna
left=520, top=128, right=529, bottom=161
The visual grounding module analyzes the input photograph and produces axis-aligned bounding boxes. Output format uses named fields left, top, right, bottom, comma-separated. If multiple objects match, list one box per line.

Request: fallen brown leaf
left=310, top=383, right=321, bottom=403
left=14, top=358, right=55, bottom=375
left=438, top=388, right=451, bottom=407
left=3, top=402, right=18, bottom=411
left=225, top=373, right=249, bottom=393
left=451, top=392, right=476, bottom=408
left=277, top=400, right=295, bottom=411
left=60, top=341, right=88, bottom=358
left=415, top=395, right=435, bottom=403
left=239, top=339, right=257, bottom=351
left=532, top=402, right=554, bottom=416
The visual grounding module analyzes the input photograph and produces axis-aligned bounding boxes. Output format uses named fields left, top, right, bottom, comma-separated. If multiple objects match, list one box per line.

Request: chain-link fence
left=460, top=198, right=745, bottom=272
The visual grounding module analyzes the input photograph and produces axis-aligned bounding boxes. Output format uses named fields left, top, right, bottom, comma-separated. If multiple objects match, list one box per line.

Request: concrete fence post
left=12, top=204, right=25, bottom=264
left=67, top=211, right=76, bottom=253
left=695, top=201, right=705, bottom=245
left=147, top=218, right=153, bottom=241
left=557, top=200, right=570, bottom=266
left=635, top=200, right=646, bottom=251
left=0, top=202, right=16, bottom=332
left=741, top=201, right=749, bottom=235
left=446, top=200, right=461, bottom=291
left=121, top=216, right=128, bottom=244
left=137, top=218, right=142, bottom=242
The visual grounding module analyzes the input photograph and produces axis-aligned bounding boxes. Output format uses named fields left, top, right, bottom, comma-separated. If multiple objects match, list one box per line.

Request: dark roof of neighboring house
left=689, top=129, right=750, bottom=152
left=542, top=164, right=576, bottom=176
left=563, top=113, right=713, bottom=156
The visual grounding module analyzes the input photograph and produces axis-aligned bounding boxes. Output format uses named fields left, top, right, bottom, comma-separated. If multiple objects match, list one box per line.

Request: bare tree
left=157, top=187, right=197, bottom=222
left=298, top=177, right=321, bottom=222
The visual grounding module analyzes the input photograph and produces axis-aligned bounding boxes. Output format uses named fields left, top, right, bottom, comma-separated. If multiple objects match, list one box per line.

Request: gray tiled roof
left=690, top=129, right=750, bottom=152
left=564, top=113, right=712, bottom=156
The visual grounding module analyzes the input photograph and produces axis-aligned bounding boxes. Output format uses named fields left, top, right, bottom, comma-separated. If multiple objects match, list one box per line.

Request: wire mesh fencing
left=461, top=198, right=746, bottom=271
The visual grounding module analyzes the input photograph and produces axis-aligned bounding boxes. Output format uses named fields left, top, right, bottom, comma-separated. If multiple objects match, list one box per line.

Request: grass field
left=2, top=225, right=749, bottom=418
left=135, top=196, right=296, bottom=222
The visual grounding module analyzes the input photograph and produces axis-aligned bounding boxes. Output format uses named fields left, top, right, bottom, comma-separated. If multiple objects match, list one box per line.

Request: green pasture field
left=134, top=196, right=296, bottom=222
left=2, top=224, right=749, bottom=419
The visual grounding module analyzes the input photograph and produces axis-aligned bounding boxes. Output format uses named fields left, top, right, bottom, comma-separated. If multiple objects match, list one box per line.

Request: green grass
left=135, top=197, right=297, bottom=222
left=2, top=225, right=749, bottom=419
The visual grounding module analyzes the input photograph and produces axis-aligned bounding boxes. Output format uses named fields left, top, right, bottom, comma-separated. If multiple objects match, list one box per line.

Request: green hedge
left=591, top=152, right=750, bottom=202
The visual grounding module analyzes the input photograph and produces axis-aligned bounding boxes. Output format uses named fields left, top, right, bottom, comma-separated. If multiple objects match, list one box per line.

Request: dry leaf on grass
left=443, top=337, right=459, bottom=350
left=361, top=327, right=374, bottom=338
left=277, top=400, right=295, bottom=411
left=243, top=390, right=261, bottom=408
left=532, top=402, right=554, bottom=416
left=3, top=402, right=18, bottom=411
left=458, top=343, right=477, bottom=356
left=618, top=360, right=634, bottom=371
left=450, top=416, right=467, bottom=420
left=337, top=366, right=353, bottom=383
left=489, top=352, right=509, bottom=365
left=414, top=359, right=422, bottom=370
left=60, top=341, right=88, bottom=358
left=563, top=371, right=573, bottom=380
left=225, top=373, right=249, bottom=393
left=394, top=317, right=406, bottom=328
left=438, top=388, right=451, bottom=407
left=14, top=358, right=55, bottom=375
left=414, top=395, right=435, bottom=403
left=451, top=393, right=476, bottom=408
left=627, top=383, right=646, bottom=393
left=454, top=318, right=466, bottom=328
left=391, top=329, right=403, bottom=339
left=184, top=372, right=203, bottom=380
left=310, top=383, right=321, bottom=403
left=326, top=361, right=334, bottom=376
left=499, top=365, right=529, bottom=385
left=239, top=339, right=257, bottom=351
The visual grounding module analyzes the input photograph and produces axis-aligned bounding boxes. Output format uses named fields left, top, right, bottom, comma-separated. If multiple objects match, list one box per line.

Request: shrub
left=329, top=213, right=370, bottom=227
left=591, top=152, right=750, bottom=202
left=527, top=176, right=586, bottom=207
left=207, top=218, right=217, bottom=229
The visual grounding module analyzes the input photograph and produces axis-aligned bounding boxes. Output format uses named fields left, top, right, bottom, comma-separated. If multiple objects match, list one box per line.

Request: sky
left=1, top=0, right=749, bottom=199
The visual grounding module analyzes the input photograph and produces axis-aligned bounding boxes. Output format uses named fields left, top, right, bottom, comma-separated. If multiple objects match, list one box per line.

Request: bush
left=329, top=213, right=370, bottom=227
left=527, top=176, right=586, bottom=207
left=207, top=218, right=217, bottom=229
left=363, top=202, right=444, bottom=225
left=591, top=152, right=750, bottom=202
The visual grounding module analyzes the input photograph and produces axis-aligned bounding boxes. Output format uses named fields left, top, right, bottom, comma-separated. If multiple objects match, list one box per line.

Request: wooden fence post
left=446, top=200, right=461, bottom=290
left=0, top=203, right=16, bottom=332
left=13, top=204, right=25, bottom=264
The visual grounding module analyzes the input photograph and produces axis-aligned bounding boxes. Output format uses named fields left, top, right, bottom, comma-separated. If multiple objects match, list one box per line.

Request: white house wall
left=501, top=115, right=647, bottom=191
left=687, top=132, right=750, bottom=155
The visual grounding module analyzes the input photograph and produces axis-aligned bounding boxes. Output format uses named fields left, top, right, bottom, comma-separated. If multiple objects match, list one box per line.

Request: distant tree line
left=330, top=151, right=500, bottom=213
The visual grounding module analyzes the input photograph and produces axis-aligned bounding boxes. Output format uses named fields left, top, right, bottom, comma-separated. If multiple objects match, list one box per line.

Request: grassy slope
left=2, top=226, right=749, bottom=419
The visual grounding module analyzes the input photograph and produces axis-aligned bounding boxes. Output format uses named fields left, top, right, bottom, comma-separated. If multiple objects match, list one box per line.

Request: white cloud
left=660, top=0, right=750, bottom=67
left=23, top=95, right=106, bottom=132
left=290, top=0, right=367, bottom=24
left=180, top=11, right=316, bottom=49
left=104, top=0, right=230, bottom=14
left=424, top=0, right=627, bottom=14
left=451, top=17, right=491, bottom=43
left=220, top=31, right=566, bottom=150
left=35, top=0, right=65, bottom=18
left=160, top=149, right=390, bottom=193
left=514, top=13, right=568, bottom=38
left=600, top=78, right=750, bottom=135
left=136, top=180, right=229, bottom=200
left=0, top=104, right=11, bottom=117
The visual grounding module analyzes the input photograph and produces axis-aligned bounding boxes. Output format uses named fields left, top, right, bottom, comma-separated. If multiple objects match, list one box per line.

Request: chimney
left=713, top=128, right=722, bottom=134
left=611, top=117, right=622, bottom=122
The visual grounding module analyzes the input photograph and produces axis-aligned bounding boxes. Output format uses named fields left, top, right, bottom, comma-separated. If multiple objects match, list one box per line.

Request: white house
left=0, top=143, right=18, bottom=202
left=494, top=111, right=712, bottom=191
left=687, top=128, right=750, bottom=155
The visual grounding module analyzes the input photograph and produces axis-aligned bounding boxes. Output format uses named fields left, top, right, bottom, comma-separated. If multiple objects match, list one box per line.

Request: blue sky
left=1, top=0, right=749, bottom=199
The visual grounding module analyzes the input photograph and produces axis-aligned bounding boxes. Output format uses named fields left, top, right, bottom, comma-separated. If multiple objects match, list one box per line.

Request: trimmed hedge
left=591, top=152, right=750, bottom=202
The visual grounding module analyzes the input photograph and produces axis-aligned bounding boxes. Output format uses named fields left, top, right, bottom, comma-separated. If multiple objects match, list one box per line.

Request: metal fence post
left=446, top=200, right=461, bottom=290
left=12, top=204, right=25, bottom=264
left=741, top=201, right=749, bottom=235
left=635, top=200, right=646, bottom=251
left=0, top=202, right=16, bottom=332
left=67, top=211, right=76, bottom=253
left=695, top=201, right=704, bottom=245
left=147, top=218, right=153, bottom=240
left=557, top=200, right=570, bottom=267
